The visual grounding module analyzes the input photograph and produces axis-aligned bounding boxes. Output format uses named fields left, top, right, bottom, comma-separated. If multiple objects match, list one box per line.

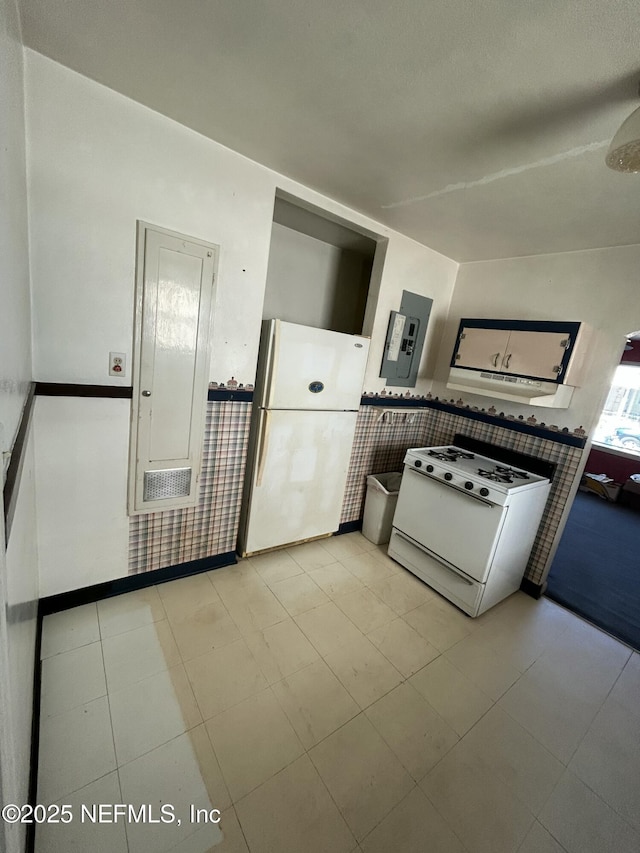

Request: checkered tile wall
left=128, top=400, right=251, bottom=574
left=129, top=399, right=583, bottom=586
left=341, top=405, right=584, bottom=585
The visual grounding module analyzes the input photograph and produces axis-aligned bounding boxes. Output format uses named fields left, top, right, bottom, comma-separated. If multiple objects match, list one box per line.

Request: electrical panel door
left=380, top=290, right=433, bottom=387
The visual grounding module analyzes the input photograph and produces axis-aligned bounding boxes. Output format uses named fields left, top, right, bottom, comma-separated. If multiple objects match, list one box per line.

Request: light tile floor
left=36, top=532, right=640, bottom=853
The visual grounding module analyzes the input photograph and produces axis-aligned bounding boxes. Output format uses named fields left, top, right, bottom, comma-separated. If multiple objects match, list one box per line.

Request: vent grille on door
left=143, top=468, right=192, bottom=501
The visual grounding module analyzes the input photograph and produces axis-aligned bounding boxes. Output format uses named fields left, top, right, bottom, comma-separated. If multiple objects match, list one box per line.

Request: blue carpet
left=546, top=491, right=640, bottom=651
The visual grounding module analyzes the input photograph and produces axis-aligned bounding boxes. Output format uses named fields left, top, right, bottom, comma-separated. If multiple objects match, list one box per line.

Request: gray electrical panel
left=379, top=290, right=433, bottom=387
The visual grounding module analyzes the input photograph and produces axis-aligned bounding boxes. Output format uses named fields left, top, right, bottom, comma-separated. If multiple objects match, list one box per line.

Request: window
left=593, top=364, right=640, bottom=455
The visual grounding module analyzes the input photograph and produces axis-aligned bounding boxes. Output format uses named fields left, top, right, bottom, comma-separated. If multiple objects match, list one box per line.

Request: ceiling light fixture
left=606, top=84, right=640, bottom=173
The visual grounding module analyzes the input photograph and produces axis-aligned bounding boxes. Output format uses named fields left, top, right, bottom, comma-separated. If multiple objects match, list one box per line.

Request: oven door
left=393, top=466, right=508, bottom=583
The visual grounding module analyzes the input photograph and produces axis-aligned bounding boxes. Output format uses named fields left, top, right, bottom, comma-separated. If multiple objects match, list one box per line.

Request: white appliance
left=238, top=320, right=370, bottom=556
left=389, top=442, right=552, bottom=617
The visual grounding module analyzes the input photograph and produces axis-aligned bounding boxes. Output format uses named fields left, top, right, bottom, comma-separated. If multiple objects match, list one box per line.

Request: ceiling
left=18, top=0, right=640, bottom=262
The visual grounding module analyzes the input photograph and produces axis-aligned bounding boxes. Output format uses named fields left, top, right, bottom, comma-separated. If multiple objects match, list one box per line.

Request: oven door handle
left=406, top=466, right=496, bottom=507
left=394, top=531, right=474, bottom=586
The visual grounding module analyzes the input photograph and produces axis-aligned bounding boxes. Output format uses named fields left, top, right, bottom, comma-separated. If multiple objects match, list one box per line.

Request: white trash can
left=362, top=472, right=403, bottom=545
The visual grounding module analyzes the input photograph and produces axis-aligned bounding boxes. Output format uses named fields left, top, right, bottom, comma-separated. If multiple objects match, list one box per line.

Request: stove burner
left=427, top=448, right=475, bottom=462
left=477, top=468, right=513, bottom=483
left=477, top=465, right=532, bottom=484
left=495, top=466, right=530, bottom=480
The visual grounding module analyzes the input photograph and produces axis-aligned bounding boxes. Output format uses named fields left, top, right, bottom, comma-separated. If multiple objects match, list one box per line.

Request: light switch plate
left=109, top=352, right=126, bottom=377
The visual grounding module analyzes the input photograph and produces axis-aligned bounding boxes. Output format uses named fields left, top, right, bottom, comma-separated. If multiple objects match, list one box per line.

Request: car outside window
left=593, top=364, right=640, bottom=455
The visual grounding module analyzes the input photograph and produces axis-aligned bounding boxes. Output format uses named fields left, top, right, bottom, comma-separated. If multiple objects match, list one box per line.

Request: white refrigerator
left=238, top=320, right=370, bottom=556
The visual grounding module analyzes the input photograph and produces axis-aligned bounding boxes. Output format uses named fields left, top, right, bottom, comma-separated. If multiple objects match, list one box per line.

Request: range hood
left=447, top=367, right=575, bottom=408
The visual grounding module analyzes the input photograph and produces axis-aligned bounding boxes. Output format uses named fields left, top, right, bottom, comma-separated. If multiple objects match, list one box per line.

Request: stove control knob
left=444, top=472, right=453, bottom=481
left=479, top=487, right=490, bottom=497
left=426, top=464, right=434, bottom=473
left=414, top=460, right=422, bottom=468
left=464, top=481, right=474, bottom=490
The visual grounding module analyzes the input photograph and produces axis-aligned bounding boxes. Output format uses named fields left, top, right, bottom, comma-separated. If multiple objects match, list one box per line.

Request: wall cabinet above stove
left=447, top=319, right=590, bottom=408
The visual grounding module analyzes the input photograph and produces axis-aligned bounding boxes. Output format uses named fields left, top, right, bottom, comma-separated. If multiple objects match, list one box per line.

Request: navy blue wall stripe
left=3, top=382, right=36, bottom=543
left=28, top=381, right=586, bottom=449
left=453, top=318, right=582, bottom=334
left=35, top=382, right=133, bottom=398
left=207, top=388, right=254, bottom=402
left=33, top=382, right=253, bottom=402
left=360, top=395, right=586, bottom=448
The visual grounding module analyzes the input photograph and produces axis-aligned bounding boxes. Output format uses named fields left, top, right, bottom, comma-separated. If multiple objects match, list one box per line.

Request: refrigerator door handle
left=264, top=320, right=280, bottom=410
left=255, top=410, right=271, bottom=487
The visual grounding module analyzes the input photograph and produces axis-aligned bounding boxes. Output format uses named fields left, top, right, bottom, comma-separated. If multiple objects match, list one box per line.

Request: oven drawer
left=388, top=528, right=483, bottom=617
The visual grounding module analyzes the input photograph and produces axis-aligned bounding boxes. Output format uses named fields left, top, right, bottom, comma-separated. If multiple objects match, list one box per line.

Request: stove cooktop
left=426, top=448, right=475, bottom=462
left=478, top=465, right=531, bottom=483
left=405, top=445, right=551, bottom=493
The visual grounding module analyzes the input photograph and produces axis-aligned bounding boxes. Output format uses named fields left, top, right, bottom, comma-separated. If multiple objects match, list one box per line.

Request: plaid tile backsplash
left=341, top=405, right=584, bottom=586
left=128, top=401, right=251, bottom=574
left=130, top=398, right=583, bottom=587
left=340, top=408, right=432, bottom=524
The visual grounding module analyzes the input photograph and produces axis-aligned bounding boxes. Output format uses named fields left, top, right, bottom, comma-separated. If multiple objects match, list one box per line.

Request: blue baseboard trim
left=336, top=520, right=363, bottom=534
left=520, top=577, right=545, bottom=599
left=40, top=551, right=237, bottom=616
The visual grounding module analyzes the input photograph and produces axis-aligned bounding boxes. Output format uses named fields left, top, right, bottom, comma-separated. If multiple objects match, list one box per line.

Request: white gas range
left=388, top=440, right=552, bottom=617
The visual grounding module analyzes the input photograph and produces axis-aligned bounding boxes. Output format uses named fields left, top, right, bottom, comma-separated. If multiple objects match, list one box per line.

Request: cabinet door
left=454, top=327, right=510, bottom=371
left=503, top=330, right=569, bottom=380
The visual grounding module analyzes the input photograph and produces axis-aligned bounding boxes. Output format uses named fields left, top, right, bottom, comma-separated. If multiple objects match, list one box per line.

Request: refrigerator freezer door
left=240, top=409, right=358, bottom=555
left=257, top=320, right=370, bottom=410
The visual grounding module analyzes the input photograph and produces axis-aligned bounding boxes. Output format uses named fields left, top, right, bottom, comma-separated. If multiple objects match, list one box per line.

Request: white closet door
left=129, top=223, right=217, bottom=514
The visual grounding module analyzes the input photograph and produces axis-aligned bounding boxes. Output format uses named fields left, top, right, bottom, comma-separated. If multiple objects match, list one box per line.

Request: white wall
left=4, top=426, right=39, bottom=830
left=25, top=51, right=458, bottom=596
left=0, top=519, right=20, bottom=853
left=0, top=4, right=37, bottom=852
left=25, top=50, right=458, bottom=394
left=34, top=396, right=130, bottom=597
left=263, top=223, right=370, bottom=334
left=0, top=0, right=32, bottom=460
left=431, top=245, right=640, bottom=434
